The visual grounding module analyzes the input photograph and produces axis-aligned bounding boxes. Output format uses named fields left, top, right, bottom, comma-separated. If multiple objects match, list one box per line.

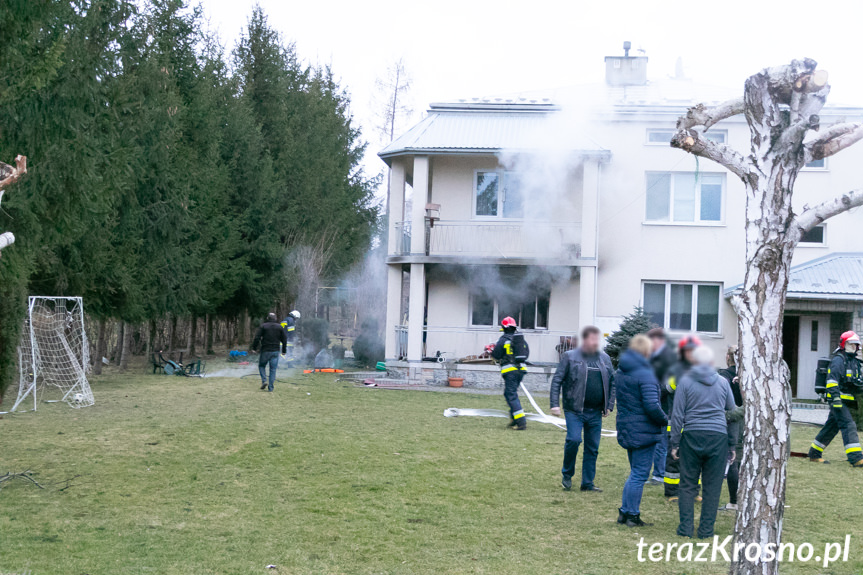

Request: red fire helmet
left=500, top=316, right=517, bottom=329
left=840, top=331, right=861, bottom=347
left=678, top=335, right=702, bottom=351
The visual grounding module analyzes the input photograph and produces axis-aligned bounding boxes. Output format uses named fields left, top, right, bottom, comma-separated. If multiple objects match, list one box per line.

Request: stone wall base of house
left=385, top=361, right=555, bottom=392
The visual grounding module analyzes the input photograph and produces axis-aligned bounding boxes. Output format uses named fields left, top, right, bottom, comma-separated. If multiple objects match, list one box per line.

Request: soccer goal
left=10, top=296, right=94, bottom=412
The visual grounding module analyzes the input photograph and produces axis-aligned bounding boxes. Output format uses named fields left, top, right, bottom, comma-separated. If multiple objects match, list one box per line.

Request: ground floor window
left=642, top=281, right=721, bottom=333
left=470, top=290, right=550, bottom=330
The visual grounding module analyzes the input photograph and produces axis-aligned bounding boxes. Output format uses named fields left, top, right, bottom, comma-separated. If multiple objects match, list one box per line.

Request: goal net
left=11, top=296, right=93, bottom=412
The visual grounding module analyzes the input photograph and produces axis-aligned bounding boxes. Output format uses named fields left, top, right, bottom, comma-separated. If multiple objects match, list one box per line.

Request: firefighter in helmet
left=809, top=331, right=863, bottom=466
left=281, top=310, right=300, bottom=362
left=491, top=316, right=529, bottom=430
left=663, top=335, right=701, bottom=501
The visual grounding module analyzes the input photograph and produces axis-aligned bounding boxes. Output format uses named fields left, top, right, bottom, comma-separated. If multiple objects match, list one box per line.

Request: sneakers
left=580, top=485, right=602, bottom=493
left=260, top=382, right=267, bottom=390
left=647, top=477, right=664, bottom=486
left=626, top=514, right=653, bottom=527
left=809, top=457, right=831, bottom=464
left=719, top=503, right=738, bottom=512
left=561, top=476, right=572, bottom=491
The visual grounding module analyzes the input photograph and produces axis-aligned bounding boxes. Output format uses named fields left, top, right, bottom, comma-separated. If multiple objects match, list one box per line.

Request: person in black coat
left=615, top=335, right=668, bottom=527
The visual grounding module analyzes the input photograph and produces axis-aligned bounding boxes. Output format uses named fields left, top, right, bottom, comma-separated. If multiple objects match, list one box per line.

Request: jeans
left=621, top=444, right=656, bottom=515
left=259, top=351, right=280, bottom=391
left=677, top=431, right=728, bottom=539
left=562, top=408, right=603, bottom=488
left=651, top=430, right=668, bottom=479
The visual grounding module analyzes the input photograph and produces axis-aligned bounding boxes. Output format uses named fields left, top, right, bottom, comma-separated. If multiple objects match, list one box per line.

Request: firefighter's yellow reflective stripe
left=845, top=444, right=862, bottom=454
left=668, top=376, right=677, bottom=391
left=826, top=382, right=839, bottom=388
left=281, top=322, right=287, bottom=328
left=287, top=326, right=295, bottom=332
left=513, top=410, right=526, bottom=420
left=519, top=366, right=527, bottom=371
left=504, top=342, right=512, bottom=354
left=501, top=365, right=519, bottom=374
left=664, top=477, right=680, bottom=485
left=667, top=425, right=671, bottom=432
left=840, top=394, right=855, bottom=401
left=847, top=371, right=854, bottom=377
left=811, top=442, right=825, bottom=452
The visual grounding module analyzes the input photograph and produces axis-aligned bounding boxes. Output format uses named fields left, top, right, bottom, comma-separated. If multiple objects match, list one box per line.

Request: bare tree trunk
left=146, top=319, right=157, bottom=355
left=188, top=314, right=197, bottom=357
left=113, top=321, right=124, bottom=366
left=119, top=322, right=133, bottom=371
left=93, top=318, right=107, bottom=375
left=238, top=309, right=249, bottom=345
left=205, top=314, right=214, bottom=355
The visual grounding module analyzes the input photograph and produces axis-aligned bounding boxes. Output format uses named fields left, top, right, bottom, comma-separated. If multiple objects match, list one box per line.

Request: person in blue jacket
left=614, top=334, right=668, bottom=528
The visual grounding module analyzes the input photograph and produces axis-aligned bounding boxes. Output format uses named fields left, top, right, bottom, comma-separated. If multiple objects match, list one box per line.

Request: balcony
left=390, top=220, right=582, bottom=263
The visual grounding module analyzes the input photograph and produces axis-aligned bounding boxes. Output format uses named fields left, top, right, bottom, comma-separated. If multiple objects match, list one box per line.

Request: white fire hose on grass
left=445, top=382, right=617, bottom=438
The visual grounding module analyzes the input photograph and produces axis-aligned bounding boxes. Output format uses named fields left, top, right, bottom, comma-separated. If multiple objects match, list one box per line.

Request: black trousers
left=502, top=368, right=525, bottom=420
left=677, top=431, right=728, bottom=539
left=725, top=445, right=742, bottom=504
left=663, top=430, right=680, bottom=497
left=809, top=404, right=863, bottom=463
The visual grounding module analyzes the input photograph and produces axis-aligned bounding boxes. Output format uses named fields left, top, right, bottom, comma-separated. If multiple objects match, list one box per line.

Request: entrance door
left=797, top=315, right=831, bottom=400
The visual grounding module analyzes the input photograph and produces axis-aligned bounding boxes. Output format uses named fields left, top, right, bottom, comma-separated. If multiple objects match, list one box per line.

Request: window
left=804, top=158, right=827, bottom=170
left=642, top=281, right=722, bottom=334
left=800, top=224, right=826, bottom=244
left=811, top=320, right=820, bottom=352
left=645, top=172, right=725, bottom=224
left=469, top=289, right=550, bottom=330
left=474, top=170, right=525, bottom=218
left=646, top=129, right=726, bottom=145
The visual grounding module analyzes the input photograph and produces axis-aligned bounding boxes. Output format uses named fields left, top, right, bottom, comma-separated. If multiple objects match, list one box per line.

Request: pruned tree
left=671, top=58, right=863, bottom=575
left=373, top=58, right=413, bottom=221
left=0, top=155, right=26, bottom=255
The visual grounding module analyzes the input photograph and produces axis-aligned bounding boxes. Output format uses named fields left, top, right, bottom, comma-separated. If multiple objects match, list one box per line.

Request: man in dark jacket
left=647, top=328, right=677, bottom=485
left=550, top=325, right=615, bottom=492
left=670, top=345, right=736, bottom=539
left=718, top=346, right=743, bottom=512
left=491, top=316, right=528, bottom=430
left=615, top=335, right=668, bottom=527
left=252, top=313, right=287, bottom=392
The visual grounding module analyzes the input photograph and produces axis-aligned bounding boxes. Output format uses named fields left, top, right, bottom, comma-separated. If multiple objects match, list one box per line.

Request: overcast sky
left=202, top=0, right=863, bottom=191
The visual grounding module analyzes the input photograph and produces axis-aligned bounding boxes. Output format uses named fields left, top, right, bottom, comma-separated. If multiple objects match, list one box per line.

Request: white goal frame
left=10, top=296, right=93, bottom=412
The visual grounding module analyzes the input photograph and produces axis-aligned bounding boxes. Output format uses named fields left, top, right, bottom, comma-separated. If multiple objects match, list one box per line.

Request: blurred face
left=650, top=336, right=664, bottom=353
left=582, top=332, right=600, bottom=354
left=846, top=343, right=860, bottom=355
left=684, top=348, right=695, bottom=364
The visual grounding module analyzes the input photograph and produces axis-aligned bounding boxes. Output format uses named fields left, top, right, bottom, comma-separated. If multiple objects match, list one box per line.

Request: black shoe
left=561, top=477, right=572, bottom=491
left=580, top=485, right=602, bottom=493
left=515, top=419, right=527, bottom=431
left=260, top=383, right=267, bottom=390
left=508, top=418, right=518, bottom=428
left=617, top=508, right=627, bottom=524
left=626, top=514, right=652, bottom=527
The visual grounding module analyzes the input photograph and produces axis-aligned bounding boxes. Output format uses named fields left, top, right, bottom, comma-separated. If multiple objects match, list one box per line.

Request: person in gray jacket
left=550, top=326, right=615, bottom=492
left=669, top=345, right=736, bottom=539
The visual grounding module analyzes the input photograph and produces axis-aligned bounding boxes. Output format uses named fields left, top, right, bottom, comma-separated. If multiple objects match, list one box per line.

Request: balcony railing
left=391, top=220, right=581, bottom=260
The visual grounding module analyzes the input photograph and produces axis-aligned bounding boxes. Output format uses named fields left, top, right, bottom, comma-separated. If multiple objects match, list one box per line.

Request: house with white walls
left=379, top=45, right=863, bottom=398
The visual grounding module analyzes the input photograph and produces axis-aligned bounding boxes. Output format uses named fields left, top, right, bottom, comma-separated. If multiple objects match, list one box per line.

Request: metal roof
left=726, top=253, right=863, bottom=301
left=378, top=105, right=610, bottom=160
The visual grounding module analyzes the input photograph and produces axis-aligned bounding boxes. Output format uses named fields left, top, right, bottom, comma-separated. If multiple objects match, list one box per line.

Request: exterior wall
left=387, top=362, right=558, bottom=392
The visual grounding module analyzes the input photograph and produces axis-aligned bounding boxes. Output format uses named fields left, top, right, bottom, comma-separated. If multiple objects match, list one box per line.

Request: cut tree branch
left=805, top=122, right=863, bottom=161
left=796, top=188, right=863, bottom=233
left=676, top=98, right=745, bottom=131
left=671, top=129, right=751, bottom=180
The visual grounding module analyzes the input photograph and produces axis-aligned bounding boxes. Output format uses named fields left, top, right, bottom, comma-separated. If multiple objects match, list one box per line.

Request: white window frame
left=802, top=157, right=828, bottom=171
left=641, top=281, right=723, bottom=335
left=468, top=291, right=549, bottom=330
left=472, top=169, right=525, bottom=220
left=644, top=171, right=726, bottom=226
left=799, top=223, right=828, bottom=246
left=646, top=129, right=727, bottom=146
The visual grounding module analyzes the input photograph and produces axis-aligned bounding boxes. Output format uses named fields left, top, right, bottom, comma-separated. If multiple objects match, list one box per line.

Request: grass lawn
left=2, top=364, right=862, bottom=575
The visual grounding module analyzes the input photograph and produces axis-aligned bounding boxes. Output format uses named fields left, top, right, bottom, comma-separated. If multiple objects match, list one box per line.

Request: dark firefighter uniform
left=809, top=347, right=863, bottom=466
left=281, top=315, right=297, bottom=360
left=492, top=329, right=527, bottom=430
left=662, top=335, right=701, bottom=500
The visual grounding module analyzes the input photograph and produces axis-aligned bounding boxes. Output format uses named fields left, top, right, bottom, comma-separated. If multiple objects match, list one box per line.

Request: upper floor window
left=474, top=170, right=524, bottom=218
left=645, top=172, right=724, bottom=224
left=800, top=224, right=826, bottom=245
left=646, top=129, right=726, bottom=145
left=643, top=281, right=722, bottom=334
left=803, top=158, right=827, bottom=170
